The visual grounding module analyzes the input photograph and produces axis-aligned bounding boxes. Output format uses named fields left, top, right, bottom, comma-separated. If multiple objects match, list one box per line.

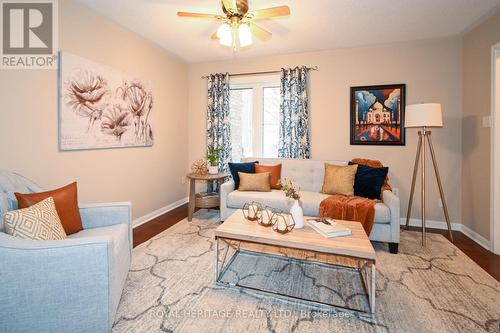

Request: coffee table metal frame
left=214, top=236, right=376, bottom=315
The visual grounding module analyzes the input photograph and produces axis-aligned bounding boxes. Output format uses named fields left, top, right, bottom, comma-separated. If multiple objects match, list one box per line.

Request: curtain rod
left=201, top=66, right=319, bottom=79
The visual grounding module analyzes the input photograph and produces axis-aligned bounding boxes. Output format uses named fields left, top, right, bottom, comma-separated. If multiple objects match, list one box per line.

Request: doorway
left=491, top=42, right=500, bottom=254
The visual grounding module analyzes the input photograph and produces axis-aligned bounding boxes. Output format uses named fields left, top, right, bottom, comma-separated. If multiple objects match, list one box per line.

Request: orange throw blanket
left=319, top=195, right=377, bottom=235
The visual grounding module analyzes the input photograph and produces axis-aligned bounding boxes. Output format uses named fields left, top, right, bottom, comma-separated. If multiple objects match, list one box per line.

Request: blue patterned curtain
left=207, top=73, right=231, bottom=192
left=278, top=66, right=311, bottom=159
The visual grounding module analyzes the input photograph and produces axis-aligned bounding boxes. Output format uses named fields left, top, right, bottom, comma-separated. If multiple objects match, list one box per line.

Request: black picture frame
left=350, top=84, right=406, bottom=146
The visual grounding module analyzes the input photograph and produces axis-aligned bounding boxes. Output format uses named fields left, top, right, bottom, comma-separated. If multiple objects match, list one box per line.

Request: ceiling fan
left=177, top=0, right=290, bottom=49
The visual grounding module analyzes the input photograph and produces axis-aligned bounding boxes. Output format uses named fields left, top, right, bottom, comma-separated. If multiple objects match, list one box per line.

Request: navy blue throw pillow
left=228, top=161, right=259, bottom=189
left=349, top=162, right=389, bottom=200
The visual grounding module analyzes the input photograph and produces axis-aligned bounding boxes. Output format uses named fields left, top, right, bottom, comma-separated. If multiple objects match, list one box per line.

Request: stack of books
left=307, top=218, right=352, bottom=238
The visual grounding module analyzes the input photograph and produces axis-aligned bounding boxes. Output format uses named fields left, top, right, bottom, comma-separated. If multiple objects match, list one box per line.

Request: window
left=230, top=75, right=280, bottom=162
left=263, top=87, right=280, bottom=158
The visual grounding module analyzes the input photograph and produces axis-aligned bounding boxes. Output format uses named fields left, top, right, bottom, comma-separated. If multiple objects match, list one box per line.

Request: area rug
left=113, top=210, right=500, bottom=333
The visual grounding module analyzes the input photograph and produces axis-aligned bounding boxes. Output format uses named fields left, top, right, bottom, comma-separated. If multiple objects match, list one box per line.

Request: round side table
left=186, top=172, right=228, bottom=221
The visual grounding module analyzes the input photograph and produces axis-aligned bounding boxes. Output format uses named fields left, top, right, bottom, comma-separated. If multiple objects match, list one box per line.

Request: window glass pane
left=263, top=87, right=280, bottom=157
left=230, top=88, right=253, bottom=162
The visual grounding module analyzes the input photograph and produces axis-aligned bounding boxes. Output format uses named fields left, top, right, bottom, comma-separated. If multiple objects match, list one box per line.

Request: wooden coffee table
left=214, top=211, right=376, bottom=314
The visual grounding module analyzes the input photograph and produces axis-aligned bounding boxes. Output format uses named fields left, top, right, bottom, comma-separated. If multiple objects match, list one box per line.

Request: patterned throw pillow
left=3, top=197, right=67, bottom=240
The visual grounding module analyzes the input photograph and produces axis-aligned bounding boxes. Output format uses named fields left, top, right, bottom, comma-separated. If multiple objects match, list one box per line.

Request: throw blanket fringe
left=319, top=195, right=377, bottom=235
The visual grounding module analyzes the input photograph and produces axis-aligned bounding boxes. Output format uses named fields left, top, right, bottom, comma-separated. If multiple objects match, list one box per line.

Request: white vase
left=208, top=166, right=218, bottom=174
left=290, top=199, right=304, bottom=229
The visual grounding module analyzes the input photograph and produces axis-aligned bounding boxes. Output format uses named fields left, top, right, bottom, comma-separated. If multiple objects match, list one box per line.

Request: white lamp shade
left=405, top=103, right=443, bottom=128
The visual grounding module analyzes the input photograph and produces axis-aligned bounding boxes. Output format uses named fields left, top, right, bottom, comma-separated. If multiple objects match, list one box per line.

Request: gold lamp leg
left=426, top=133, right=454, bottom=242
left=421, top=130, right=427, bottom=246
left=405, top=132, right=422, bottom=230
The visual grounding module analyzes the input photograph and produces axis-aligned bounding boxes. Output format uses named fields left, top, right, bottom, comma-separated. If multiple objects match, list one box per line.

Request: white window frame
left=230, top=74, right=280, bottom=158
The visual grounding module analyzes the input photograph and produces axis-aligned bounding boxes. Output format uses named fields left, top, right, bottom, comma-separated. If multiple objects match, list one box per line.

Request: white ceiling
left=75, top=0, right=500, bottom=63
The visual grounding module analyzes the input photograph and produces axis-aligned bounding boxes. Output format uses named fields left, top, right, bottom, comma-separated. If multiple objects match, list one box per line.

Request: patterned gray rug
left=113, top=210, right=500, bottom=333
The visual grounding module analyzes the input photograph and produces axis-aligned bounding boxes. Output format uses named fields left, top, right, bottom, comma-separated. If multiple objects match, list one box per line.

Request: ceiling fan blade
left=177, top=12, right=221, bottom=19
left=250, top=23, right=272, bottom=41
left=248, top=6, right=290, bottom=20
left=222, top=0, right=237, bottom=13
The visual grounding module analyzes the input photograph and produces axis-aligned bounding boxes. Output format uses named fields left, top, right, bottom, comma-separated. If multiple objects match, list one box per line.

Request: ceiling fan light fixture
left=178, top=1, right=289, bottom=51
left=217, top=23, right=233, bottom=47
left=238, top=23, right=252, bottom=47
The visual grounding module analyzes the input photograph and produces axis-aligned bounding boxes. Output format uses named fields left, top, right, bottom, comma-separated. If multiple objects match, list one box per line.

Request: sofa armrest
left=382, top=190, right=400, bottom=243
left=0, top=233, right=113, bottom=332
left=220, top=180, right=235, bottom=201
left=220, top=180, right=235, bottom=221
left=79, top=201, right=132, bottom=250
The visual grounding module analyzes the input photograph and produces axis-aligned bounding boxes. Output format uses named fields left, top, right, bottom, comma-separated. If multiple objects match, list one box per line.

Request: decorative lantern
left=242, top=202, right=262, bottom=221
left=272, top=212, right=295, bottom=234
left=258, top=206, right=276, bottom=227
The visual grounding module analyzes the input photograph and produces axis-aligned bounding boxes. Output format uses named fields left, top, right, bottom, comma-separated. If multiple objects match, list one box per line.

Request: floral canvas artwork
left=350, top=84, right=405, bottom=145
left=59, top=53, right=153, bottom=150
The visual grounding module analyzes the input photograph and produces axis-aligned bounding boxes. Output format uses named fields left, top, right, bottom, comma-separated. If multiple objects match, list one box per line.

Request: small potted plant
left=279, top=178, right=304, bottom=229
left=207, top=148, right=222, bottom=174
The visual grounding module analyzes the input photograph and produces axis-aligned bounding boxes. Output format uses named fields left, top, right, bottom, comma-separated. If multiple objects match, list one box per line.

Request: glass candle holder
left=242, top=201, right=263, bottom=221
left=272, top=212, right=295, bottom=234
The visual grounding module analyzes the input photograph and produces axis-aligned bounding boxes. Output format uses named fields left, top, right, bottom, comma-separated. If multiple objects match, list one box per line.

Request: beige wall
left=0, top=0, right=189, bottom=221
left=189, top=38, right=463, bottom=223
left=462, top=11, right=500, bottom=239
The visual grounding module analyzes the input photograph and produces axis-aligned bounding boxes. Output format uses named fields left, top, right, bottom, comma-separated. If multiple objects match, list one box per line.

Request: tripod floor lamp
left=404, top=103, right=453, bottom=246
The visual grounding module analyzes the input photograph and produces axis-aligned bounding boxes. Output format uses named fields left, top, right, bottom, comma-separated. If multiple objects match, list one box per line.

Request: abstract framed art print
left=59, top=52, right=153, bottom=150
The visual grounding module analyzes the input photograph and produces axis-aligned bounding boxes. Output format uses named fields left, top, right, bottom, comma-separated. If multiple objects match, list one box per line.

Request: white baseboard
left=133, top=197, right=188, bottom=228
left=400, top=218, right=491, bottom=251
left=460, top=224, right=491, bottom=251
left=133, top=204, right=493, bottom=251
left=400, top=217, right=462, bottom=231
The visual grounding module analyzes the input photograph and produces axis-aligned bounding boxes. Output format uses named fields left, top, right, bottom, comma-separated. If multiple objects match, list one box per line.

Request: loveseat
left=0, top=171, right=131, bottom=332
left=220, top=158, right=400, bottom=253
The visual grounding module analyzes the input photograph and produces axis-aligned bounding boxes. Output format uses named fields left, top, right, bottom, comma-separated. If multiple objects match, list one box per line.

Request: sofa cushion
left=4, top=197, right=67, bottom=240
left=227, top=190, right=391, bottom=224
left=15, top=182, right=83, bottom=234
left=228, top=161, right=258, bottom=189
left=228, top=190, right=290, bottom=212
left=238, top=172, right=271, bottom=192
left=348, top=162, right=389, bottom=200
left=321, top=163, right=358, bottom=196
left=351, top=158, right=392, bottom=193
left=241, top=158, right=348, bottom=192
left=255, top=164, right=282, bottom=189
left=69, top=223, right=130, bottom=317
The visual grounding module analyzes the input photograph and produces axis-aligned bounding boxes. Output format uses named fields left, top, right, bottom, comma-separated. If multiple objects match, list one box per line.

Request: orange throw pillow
left=15, top=182, right=83, bottom=235
left=255, top=164, right=282, bottom=190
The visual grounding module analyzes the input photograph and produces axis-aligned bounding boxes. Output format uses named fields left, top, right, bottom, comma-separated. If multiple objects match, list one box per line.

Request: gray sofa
left=0, top=171, right=131, bottom=332
left=220, top=158, right=400, bottom=253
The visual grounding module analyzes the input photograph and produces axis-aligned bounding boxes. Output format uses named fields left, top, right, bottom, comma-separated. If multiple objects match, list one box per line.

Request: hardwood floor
left=133, top=207, right=500, bottom=282
left=133, top=204, right=189, bottom=248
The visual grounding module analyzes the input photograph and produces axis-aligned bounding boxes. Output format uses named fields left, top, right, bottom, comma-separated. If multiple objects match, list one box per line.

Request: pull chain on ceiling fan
left=177, top=0, right=290, bottom=50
